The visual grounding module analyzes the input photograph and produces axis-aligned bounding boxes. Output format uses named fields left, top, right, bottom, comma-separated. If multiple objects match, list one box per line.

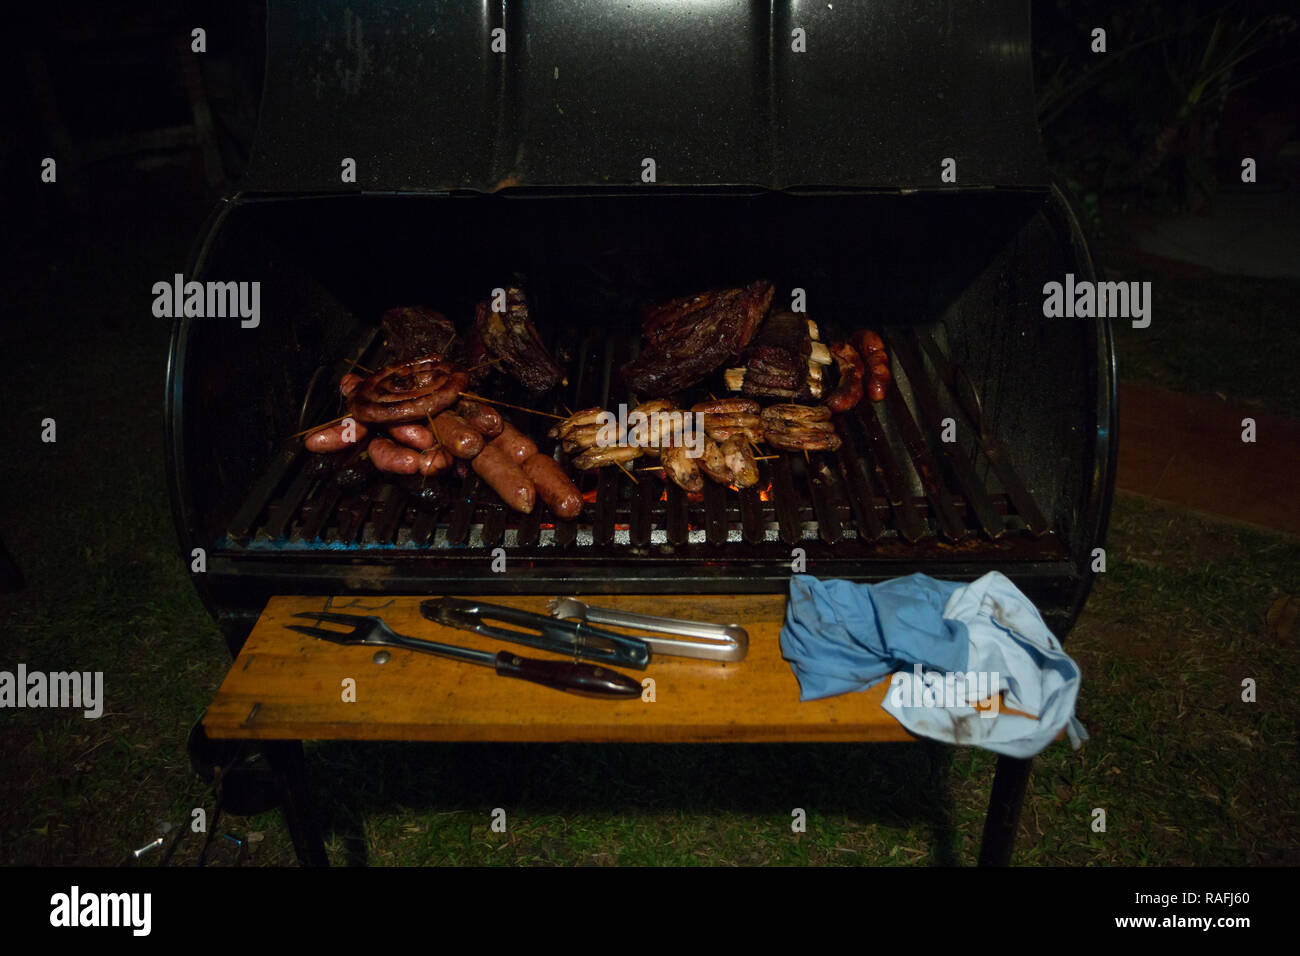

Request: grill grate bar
left=880, top=376, right=968, bottom=541
left=888, top=330, right=1005, bottom=537
left=481, top=501, right=506, bottom=547
left=704, top=478, right=728, bottom=545
left=853, top=401, right=926, bottom=542
left=630, top=466, right=653, bottom=546
left=370, top=484, right=408, bottom=544
left=916, top=331, right=1050, bottom=534
left=739, top=485, right=764, bottom=544
left=594, top=467, right=618, bottom=545
left=666, top=481, right=688, bottom=545
left=446, top=474, right=478, bottom=545
left=770, top=454, right=802, bottom=545
left=806, top=454, right=843, bottom=544
left=835, top=435, right=885, bottom=540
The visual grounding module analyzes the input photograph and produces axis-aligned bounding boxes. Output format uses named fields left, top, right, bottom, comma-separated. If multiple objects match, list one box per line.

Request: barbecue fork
left=287, top=611, right=643, bottom=699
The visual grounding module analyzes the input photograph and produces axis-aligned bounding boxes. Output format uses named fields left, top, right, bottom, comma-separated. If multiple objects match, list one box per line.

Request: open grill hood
left=245, top=0, right=1050, bottom=194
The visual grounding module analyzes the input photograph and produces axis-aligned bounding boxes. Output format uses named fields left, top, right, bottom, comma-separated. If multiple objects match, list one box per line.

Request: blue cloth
left=780, top=572, right=1087, bottom=758
left=781, top=573, right=969, bottom=701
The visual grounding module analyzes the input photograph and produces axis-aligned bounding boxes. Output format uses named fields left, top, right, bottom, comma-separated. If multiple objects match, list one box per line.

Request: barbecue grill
left=167, top=0, right=1116, bottom=663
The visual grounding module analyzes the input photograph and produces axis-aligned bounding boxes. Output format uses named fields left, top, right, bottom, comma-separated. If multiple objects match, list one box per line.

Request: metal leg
left=265, top=741, right=330, bottom=867
left=977, top=755, right=1031, bottom=866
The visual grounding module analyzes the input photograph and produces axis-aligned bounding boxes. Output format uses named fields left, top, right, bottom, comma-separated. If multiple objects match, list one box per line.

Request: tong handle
left=493, top=652, right=643, bottom=699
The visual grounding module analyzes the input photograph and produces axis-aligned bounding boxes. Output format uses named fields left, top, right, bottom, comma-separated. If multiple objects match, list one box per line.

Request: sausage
left=471, top=444, right=535, bottom=513
left=349, top=359, right=467, bottom=424
left=368, top=437, right=422, bottom=474
left=431, top=411, right=485, bottom=459
left=826, top=343, right=865, bottom=414
left=866, top=377, right=888, bottom=403
left=388, top=423, right=435, bottom=450
left=703, top=412, right=761, bottom=442
left=764, top=427, right=842, bottom=453
left=521, top=454, right=584, bottom=519
left=417, top=446, right=455, bottom=476
left=854, top=330, right=885, bottom=357
left=490, top=419, right=537, bottom=465
left=456, top=399, right=503, bottom=438
left=868, top=358, right=891, bottom=386
left=704, top=425, right=764, bottom=444
left=304, top=418, right=368, bottom=452
left=340, top=373, right=364, bottom=398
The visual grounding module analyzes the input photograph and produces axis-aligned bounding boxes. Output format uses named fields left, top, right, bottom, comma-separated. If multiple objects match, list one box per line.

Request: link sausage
left=490, top=419, right=538, bottom=465
left=521, top=454, right=584, bottom=519
left=431, top=411, right=485, bottom=459
left=304, top=418, right=368, bottom=452
left=471, top=444, right=535, bottom=513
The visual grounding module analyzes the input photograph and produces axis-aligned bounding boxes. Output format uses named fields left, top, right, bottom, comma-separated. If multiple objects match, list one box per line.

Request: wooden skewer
left=290, top=412, right=354, bottom=438
left=350, top=363, right=373, bottom=374
left=466, top=357, right=504, bottom=374
left=457, top=392, right=566, bottom=420
left=615, top=461, right=639, bottom=484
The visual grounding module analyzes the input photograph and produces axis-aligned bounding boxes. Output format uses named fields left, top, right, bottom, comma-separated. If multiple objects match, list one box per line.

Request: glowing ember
left=582, top=489, right=599, bottom=503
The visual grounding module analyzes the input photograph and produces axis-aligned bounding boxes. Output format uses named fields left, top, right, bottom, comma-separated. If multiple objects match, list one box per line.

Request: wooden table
left=203, top=593, right=1031, bottom=864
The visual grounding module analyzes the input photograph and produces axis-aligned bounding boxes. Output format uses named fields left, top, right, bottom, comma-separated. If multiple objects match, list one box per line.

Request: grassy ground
left=1, top=177, right=1297, bottom=866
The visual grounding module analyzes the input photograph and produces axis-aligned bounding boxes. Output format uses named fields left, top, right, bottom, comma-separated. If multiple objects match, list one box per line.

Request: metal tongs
left=548, top=598, right=748, bottom=662
left=419, top=596, right=651, bottom=670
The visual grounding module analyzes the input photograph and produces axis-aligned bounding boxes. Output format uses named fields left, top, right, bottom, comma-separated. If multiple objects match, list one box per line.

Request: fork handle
left=493, top=652, right=643, bottom=699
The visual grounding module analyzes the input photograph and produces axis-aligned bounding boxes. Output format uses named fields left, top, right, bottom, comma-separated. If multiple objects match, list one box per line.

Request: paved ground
left=1126, top=189, right=1300, bottom=280
left=1116, top=382, right=1300, bottom=535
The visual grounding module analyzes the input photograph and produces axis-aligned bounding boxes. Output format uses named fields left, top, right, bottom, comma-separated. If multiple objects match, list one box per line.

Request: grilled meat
left=381, top=307, right=457, bottom=363
left=621, top=280, right=774, bottom=396
left=473, top=286, right=564, bottom=392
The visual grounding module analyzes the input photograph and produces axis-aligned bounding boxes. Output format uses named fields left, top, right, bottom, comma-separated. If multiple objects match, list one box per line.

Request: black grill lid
left=244, top=0, right=1049, bottom=194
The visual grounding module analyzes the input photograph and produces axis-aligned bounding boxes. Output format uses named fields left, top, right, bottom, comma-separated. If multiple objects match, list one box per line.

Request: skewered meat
left=660, top=444, right=704, bottom=493
left=490, top=419, right=538, bottom=465
left=471, top=444, right=535, bottom=513
left=572, top=446, right=641, bottom=470
left=697, top=439, right=731, bottom=485
left=561, top=425, right=604, bottom=454
left=691, top=398, right=760, bottom=416
left=388, top=423, right=435, bottom=450
left=349, top=358, right=467, bottom=424
left=304, top=418, right=367, bottom=452
left=431, top=411, right=485, bottom=459
left=621, top=280, right=774, bottom=396
left=521, top=455, right=584, bottom=519
left=340, top=373, right=364, bottom=398
left=473, top=286, right=564, bottom=392
left=456, top=399, right=503, bottom=438
left=703, top=412, right=762, bottom=442
left=549, top=407, right=604, bottom=440
left=761, top=404, right=832, bottom=426
left=720, top=437, right=760, bottom=488
left=381, top=307, right=457, bottom=363
left=368, top=437, right=423, bottom=475
left=762, top=404, right=840, bottom=451
left=417, top=447, right=455, bottom=476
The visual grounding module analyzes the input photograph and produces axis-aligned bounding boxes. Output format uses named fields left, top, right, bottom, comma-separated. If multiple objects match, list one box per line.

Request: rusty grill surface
left=222, top=324, right=1065, bottom=568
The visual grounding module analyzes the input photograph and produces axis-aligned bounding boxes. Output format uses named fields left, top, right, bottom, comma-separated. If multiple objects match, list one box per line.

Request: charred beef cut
left=473, top=286, right=564, bottom=392
left=620, top=280, right=774, bottom=397
left=737, top=309, right=816, bottom=400
left=380, top=307, right=457, bottom=362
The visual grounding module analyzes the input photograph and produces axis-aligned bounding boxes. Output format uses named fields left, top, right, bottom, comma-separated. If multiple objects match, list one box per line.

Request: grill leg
left=265, top=741, right=329, bottom=867
left=977, top=755, right=1031, bottom=866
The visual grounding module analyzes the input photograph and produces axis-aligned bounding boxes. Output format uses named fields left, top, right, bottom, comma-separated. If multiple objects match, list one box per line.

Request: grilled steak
left=473, top=286, right=564, bottom=392
left=621, top=280, right=774, bottom=396
left=380, top=307, right=457, bottom=362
